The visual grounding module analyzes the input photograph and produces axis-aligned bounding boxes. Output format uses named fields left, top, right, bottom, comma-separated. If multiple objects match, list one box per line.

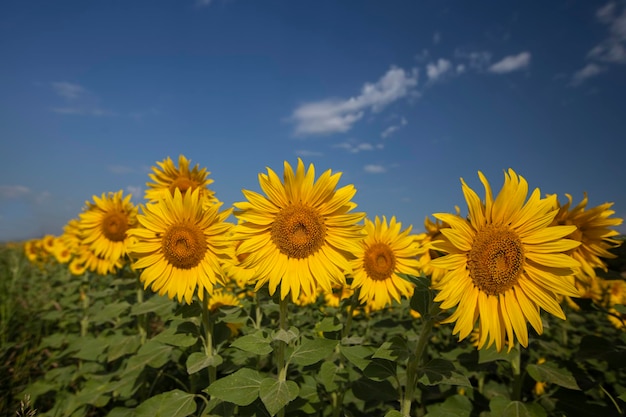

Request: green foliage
left=2, top=244, right=626, bottom=417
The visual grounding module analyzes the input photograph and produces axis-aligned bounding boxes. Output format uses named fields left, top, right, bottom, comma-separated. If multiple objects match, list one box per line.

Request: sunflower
left=233, top=158, right=364, bottom=302
left=418, top=215, right=452, bottom=285
left=79, top=190, right=137, bottom=265
left=551, top=193, right=623, bottom=283
left=128, top=188, right=233, bottom=304
left=145, top=155, right=217, bottom=204
left=430, top=169, right=581, bottom=352
left=350, top=216, right=423, bottom=310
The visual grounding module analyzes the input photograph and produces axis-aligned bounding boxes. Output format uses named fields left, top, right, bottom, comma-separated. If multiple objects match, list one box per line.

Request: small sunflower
left=79, top=190, right=137, bottom=265
left=128, top=188, right=233, bottom=304
left=145, top=155, right=217, bottom=204
left=419, top=215, right=452, bottom=285
left=350, top=216, right=423, bottom=310
left=430, top=169, right=581, bottom=351
left=233, top=158, right=365, bottom=302
left=552, top=193, right=623, bottom=283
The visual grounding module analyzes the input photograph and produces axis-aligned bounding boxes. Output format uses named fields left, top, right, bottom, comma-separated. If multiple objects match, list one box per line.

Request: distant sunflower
left=551, top=193, right=623, bottom=283
left=208, top=290, right=242, bottom=313
left=79, top=190, right=137, bottom=265
left=128, top=188, right=233, bottom=304
left=350, top=216, right=423, bottom=310
left=145, top=155, right=217, bottom=204
left=430, top=169, right=581, bottom=351
left=233, top=158, right=364, bottom=302
left=419, top=215, right=451, bottom=285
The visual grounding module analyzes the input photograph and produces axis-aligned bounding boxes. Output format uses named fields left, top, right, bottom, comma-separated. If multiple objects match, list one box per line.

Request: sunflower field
left=1, top=155, right=625, bottom=417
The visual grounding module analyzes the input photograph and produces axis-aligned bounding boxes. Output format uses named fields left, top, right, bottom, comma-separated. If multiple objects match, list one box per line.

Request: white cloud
left=454, top=50, right=492, bottom=71
left=363, top=164, right=386, bottom=174
left=488, top=52, right=531, bottom=73
left=426, top=59, right=452, bottom=82
left=587, top=2, right=626, bottom=64
left=570, top=63, right=606, bottom=86
left=291, top=66, right=418, bottom=136
left=295, top=149, right=324, bottom=157
left=125, top=185, right=143, bottom=201
left=0, top=185, right=30, bottom=200
left=433, top=32, right=441, bottom=45
left=333, top=142, right=376, bottom=153
left=108, top=165, right=134, bottom=174
left=381, top=117, right=407, bottom=139
left=51, top=82, right=85, bottom=99
left=456, top=64, right=466, bottom=74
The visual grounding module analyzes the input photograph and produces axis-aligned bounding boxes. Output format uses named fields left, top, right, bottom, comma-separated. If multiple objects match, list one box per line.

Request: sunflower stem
left=401, top=315, right=435, bottom=417
left=341, top=288, right=360, bottom=341
left=201, top=291, right=217, bottom=387
left=511, top=343, right=522, bottom=401
left=136, top=285, right=147, bottom=345
left=276, top=296, right=289, bottom=417
left=79, top=273, right=90, bottom=338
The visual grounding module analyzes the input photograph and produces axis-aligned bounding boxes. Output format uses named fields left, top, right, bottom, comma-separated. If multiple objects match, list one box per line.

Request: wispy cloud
left=571, top=63, right=606, bottom=86
left=108, top=165, right=134, bottom=174
left=426, top=59, right=453, bottom=83
left=52, top=82, right=85, bottom=99
left=290, top=66, right=418, bottom=136
left=381, top=117, right=408, bottom=139
left=488, top=52, right=531, bottom=74
left=454, top=50, right=492, bottom=71
left=363, top=164, right=386, bottom=174
left=50, top=81, right=113, bottom=116
left=0, top=185, right=30, bottom=200
left=433, top=31, right=441, bottom=45
left=588, top=1, right=626, bottom=64
left=295, top=149, right=324, bottom=157
left=333, top=141, right=379, bottom=153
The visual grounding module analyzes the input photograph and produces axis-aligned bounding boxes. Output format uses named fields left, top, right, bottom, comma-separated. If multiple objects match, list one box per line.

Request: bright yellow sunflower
left=551, top=193, right=623, bottom=283
left=350, top=216, right=423, bottom=310
left=418, top=215, right=451, bottom=285
left=144, top=155, right=217, bottom=204
left=233, top=158, right=365, bottom=302
left=128, top=188, right=233, bottom=304
left=79, top=190, right=137, bottom=265
left=430, top=169, right=581, bottom=352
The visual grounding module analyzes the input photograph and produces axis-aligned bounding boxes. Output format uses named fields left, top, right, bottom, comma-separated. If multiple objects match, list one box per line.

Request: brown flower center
left=468, top=225, right=524, bottom=296
left=271, top=204, right=326, bottom=259
left=162, top=223, right=207, bottom=269
left=169, top=176, right=197, bottom=195
left=101, top=211, right=130, bottom=242
left=364, top=242, right=396, bottom=281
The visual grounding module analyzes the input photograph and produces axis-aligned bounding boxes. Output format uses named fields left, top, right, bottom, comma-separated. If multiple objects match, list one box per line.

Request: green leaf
left=107, top=335, right=141, bottom=362
left=134, top=389, right=197, bottom=417
left=186, top=351, right=223, bottom=374
left=526, top=363, right=580, bottom=390
left=410, top=276, right=433, bottom=318
left=385, top=411, right=404, bottom=417
left=71, top=335, right=109, bottom=361
left=318, top=360, right=347, bottom=392
left=363, top=358, right=396, bottom=381
left=152, top=326, right=197, bottom=347
left=105, top=407, right=135, bottom=417
left=418, top=359, right=472, bottom=388
left=315, top=316, right=343, bottom=333
left=290, top=337, right=337, bottom=366
left=91, top=301, right=131, bottom=324
left=205, top=368, right=263, bottom=406
left=619, top=391, right=626, bottom=402
left=478, top=345, right=519, bottom=364
left=340, top=345, right=374, bottom=371
left=259, top=378, right=299, bottom=417
left=131, top=294, right=174, bottom=316
left=373, top=335, right=410, bottom=362
left=273, top=327, right=299, bottom=344
left=230, top=330, right=273, bottom=355
left=489, top=397, right=547, bottom=417
left=425, top=394, right=472, bottom=417
left=122, top=340, right=173, bottom=376
left=352, top=377, right=398, bottom=402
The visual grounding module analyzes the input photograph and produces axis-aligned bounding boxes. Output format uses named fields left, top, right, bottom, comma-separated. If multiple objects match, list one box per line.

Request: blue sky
left=1, top=0, right=625, bottom=242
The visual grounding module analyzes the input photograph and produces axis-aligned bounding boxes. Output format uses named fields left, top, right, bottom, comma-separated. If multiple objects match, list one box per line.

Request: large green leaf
left=340, top=345, right=374, bottom=371
left=134, top=389, right=197, bottom=417
left=290, top=337, right=337, bottom=366
left=418, top=359, right=472, bottom=388
left=205, top=368, right=263, bottom=406
left=122, top=340, right=173, bottom=376
left=107, top=334, right=142, bottom=362
left=478, top=345, right=519, bottom=364
left=526, top=363, right=580, bottom=390
left=489, top=397, right=547, bottom=417
left=259, top=378, right=299, bottom=417
left=186, top=351, right=223, bottom=374
left=230, top=330, right=273, bottom=355
left=372, top=335, right=410, bottom=362
left=91, top=301, right=131, bottom=324
left=425, top=394, right=472, bottom=417
left=131, top=294, right=175, bottom=316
